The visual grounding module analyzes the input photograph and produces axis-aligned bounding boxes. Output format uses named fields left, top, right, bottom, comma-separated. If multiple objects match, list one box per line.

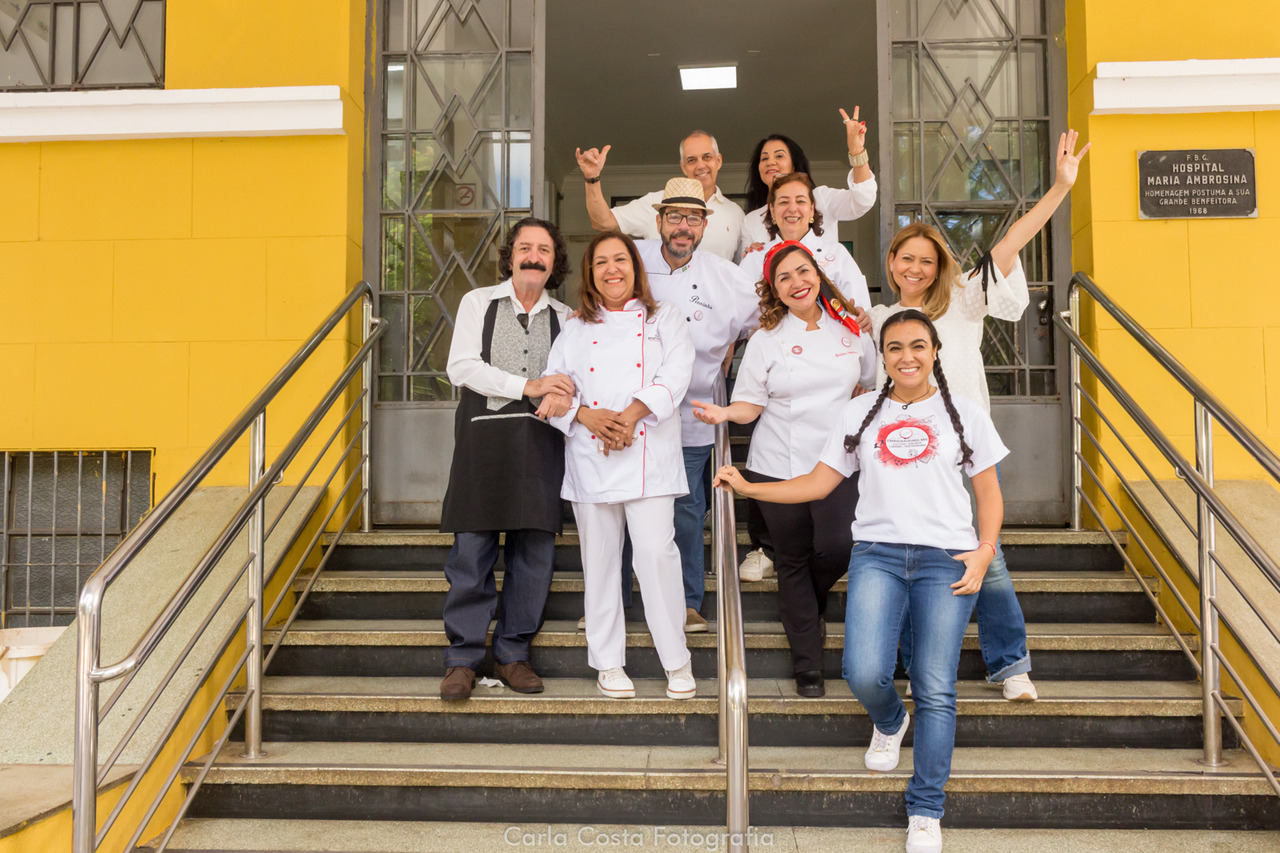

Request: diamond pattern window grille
left=892, top=0, right=1054, bottom=398
left=378, top=0, right=533, bottom=402
left=0, top=0, right=164, bottom=91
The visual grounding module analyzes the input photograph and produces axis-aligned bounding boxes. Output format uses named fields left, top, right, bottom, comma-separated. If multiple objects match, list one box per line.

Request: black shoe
left=795, top=670, right=825, bottom=698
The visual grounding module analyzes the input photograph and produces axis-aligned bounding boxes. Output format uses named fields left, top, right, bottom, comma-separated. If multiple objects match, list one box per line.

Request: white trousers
left=572, top=496, right=692, bottom=672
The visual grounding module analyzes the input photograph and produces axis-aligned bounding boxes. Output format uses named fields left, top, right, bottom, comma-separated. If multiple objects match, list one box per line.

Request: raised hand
left=839, top=106, right=867, bottom=154
left=1053, top=129, right=1091, bottom=190
left=575, top=145, right=612, bottom=181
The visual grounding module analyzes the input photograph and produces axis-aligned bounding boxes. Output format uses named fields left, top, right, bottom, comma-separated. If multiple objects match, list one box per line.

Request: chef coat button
left=590, top=434, right=595, bottom=440
left=638, top=430, right=644, bottom=436
left=686, top=317, right=691, bottom=322
left=636, top=363, right=641, bottom=367
left=589, top=367, right=594, bottom=372
left=637, top=333, right=641, bottom=337
left=692, top=284, right=698, bottom=289
left=592, top=341, right=597, bottom=344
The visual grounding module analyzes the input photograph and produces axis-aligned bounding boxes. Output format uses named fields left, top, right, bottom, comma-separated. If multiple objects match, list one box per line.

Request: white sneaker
left=1002, top=672, right=1038, bottom=701
left=577, top=616, right=586, bottom=631
left=665, top=660, right=697, bottom=699
left=905, top=814, right=942, bottom=853
left=738, top=549, right=775, bottom=582
left=596, top=667, right=634, bottom=699
left=864, top=711, right=909, bottom=772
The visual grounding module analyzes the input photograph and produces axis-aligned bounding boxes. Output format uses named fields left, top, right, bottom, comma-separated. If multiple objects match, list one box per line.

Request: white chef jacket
left=733, top=311, right=877, bottom=480
left=612, top=187, right=746, bottom=262
left=545, top=300, right=695, bottom=504
left=738, top=172, right=878, bottom=255
left=635, top=240, right=760, bottom=447
left=738, top=229, right=872, bottom=316
left=445, top=279, right=572, bottom=401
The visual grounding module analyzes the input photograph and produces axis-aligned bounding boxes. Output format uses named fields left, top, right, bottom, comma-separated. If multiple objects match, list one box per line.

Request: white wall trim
left=1093, top=57, right=1280, bottom=115
left=0, top=86, right=346, bottom=143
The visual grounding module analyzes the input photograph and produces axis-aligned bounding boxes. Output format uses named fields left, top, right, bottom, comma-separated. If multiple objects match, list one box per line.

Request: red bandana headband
left=762, top=240, right=861, bottom=337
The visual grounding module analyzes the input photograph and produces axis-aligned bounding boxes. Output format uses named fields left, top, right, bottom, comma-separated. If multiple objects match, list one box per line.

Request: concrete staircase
left=153, top=529, right=1280, bottom=851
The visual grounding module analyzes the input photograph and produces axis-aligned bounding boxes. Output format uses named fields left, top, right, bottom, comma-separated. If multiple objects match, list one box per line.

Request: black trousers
left=744, top=469, right=858, bottom=673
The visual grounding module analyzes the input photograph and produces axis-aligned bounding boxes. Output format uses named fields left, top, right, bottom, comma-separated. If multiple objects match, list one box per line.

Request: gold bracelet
left=847, top=149, right=869, bottom=168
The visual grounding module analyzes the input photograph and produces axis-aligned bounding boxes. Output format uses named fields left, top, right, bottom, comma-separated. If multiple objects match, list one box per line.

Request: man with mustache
left=630, top=178, right=759, bottom=630
left=576, top=131, right=745, bottom=261
left=437, top=218, right=574, bottom=700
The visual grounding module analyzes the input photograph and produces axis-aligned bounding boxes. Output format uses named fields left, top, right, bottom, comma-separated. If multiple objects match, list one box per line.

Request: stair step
left=297, top=569, right=1143, bottom=594
left=183, top=742, right=1280, bottom=829
left=226, top=677, right=1234, bottom=750
left=267, top=619, right=1188, bottom=651
left=153, top=818, right=1280, bottom=852
left=324, top=529, right=1123, bottom=547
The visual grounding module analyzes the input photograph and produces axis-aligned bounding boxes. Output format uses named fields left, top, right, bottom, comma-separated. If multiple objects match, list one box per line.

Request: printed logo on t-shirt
left=875, top=415, right=939, bottom=468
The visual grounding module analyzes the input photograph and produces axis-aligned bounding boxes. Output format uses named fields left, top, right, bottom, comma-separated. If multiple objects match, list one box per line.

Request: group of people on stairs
left=433, top=108, right=1089, bottom=853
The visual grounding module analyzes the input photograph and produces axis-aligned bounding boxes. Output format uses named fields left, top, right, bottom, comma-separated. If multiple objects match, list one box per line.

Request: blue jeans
left=843, top=542, right=977, bottom=819
left=442, top=530, right=555, bottom=669
left=673, top=443, right=714, bottom=611
left=900, top=465, right=1030, bottom=681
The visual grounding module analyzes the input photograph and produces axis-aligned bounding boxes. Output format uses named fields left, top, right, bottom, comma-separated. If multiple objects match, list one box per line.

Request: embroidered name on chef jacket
left=874, top=414, right=940, bottom=468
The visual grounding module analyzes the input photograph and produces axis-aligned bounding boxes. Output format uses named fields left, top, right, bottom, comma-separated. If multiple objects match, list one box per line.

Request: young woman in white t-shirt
left=868, top=129, right=1091, bottom=703
left=714, top=310, right=1007, bottom=853
left=690, top=241, right=875, bottom=698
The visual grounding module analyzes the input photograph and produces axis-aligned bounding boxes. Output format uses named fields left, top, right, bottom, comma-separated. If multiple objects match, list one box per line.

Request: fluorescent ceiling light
left=680, top=65, right=736, bottom=90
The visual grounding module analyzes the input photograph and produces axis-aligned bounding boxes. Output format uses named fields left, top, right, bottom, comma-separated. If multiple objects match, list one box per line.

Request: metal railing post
left=243, top=412, right=267, bottom=759
left=360, top=295, right=373, bottom=532
left=1194, top=401, right=1225, bottom=766
left=71, top=603, right=101, bottom=853
left=1068, top=285, right=1083, bottom=530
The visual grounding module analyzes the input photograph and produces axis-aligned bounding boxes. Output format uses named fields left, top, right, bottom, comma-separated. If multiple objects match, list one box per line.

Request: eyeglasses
left=662, top=211, right=706, bottom=226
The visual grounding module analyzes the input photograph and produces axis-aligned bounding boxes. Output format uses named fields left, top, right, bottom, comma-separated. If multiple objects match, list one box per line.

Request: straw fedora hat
left=651, top=176, right=714, bottom=214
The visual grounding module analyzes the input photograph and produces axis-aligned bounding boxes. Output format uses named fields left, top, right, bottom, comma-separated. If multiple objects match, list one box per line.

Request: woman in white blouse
left=868, top=129, right=1091, bottom=703
left=691, top=241, right=875, bottom=697
left=739, top=108, right=877, bottom=255
left=540, top=231, right=698, bottom=701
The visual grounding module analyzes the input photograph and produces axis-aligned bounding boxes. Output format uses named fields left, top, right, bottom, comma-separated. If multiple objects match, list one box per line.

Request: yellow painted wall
left=1066, top=0, right=1280, bottom=762
left=0, top=0, right=369, bottom=500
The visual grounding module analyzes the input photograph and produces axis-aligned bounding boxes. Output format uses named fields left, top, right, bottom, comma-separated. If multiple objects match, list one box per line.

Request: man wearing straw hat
left=630, top=177, right=759, bottom=630
left=575, top=131, right=745, bottom=261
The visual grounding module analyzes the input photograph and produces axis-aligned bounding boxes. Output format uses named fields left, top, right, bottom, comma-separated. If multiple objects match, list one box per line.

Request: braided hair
left=842, top=309, right=974, bottom=468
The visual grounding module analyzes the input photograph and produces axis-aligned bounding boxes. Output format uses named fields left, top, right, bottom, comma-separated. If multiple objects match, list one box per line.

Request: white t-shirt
left=733, top=311, right=876, bottom=479
left=612, top=188, right=745, bottom=262
left=818, top=391, right=1008, bottom=551
left=636, top=241, right=760, bottom=446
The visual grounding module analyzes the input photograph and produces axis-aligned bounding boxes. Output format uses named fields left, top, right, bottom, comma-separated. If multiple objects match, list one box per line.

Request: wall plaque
left=1138, top=149, right=1257, bottom=219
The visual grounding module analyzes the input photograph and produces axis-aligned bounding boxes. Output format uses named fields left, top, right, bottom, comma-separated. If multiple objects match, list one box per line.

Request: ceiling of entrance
left=544, top=0, right=881, bottom=185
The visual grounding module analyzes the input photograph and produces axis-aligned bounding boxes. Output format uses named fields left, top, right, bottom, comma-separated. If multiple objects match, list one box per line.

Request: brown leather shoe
left=495, top=659, right=544, bottom=694
left=440, top=666, right=475, bottom=701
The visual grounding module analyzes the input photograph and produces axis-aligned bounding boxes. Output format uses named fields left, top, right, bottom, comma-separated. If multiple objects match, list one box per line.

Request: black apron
left=439, top=299, right=565, bottom=534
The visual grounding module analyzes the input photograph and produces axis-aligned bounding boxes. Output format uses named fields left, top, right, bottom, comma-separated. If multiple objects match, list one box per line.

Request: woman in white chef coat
left=739, top=109, right=876, bottom=256
left=739, top=171, right=872, bottom=329
left=540, top=231, right=698, bottom=701
left=691, top=241, right=875, bottom=698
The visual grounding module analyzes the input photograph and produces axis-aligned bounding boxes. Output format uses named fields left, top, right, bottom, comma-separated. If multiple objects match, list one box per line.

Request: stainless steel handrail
left=1055, top=271, right=1280, bottom=794
left=711, top=381, right=749, bottom=850
left=72, top=281, right=386, bottom=852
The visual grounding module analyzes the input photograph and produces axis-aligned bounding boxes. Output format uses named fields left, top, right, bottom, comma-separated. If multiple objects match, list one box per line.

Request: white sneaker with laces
left=864, top=711, right=909, bottom=772
left=665, top=660, right=697, bottom=699
left=1002, top=672, right=1038, bottom=701
left=738, top=549, right=775, bottom=582
left=596, top=667, right=635, bottom=699
left=905, top=814, right=942, bottom=853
